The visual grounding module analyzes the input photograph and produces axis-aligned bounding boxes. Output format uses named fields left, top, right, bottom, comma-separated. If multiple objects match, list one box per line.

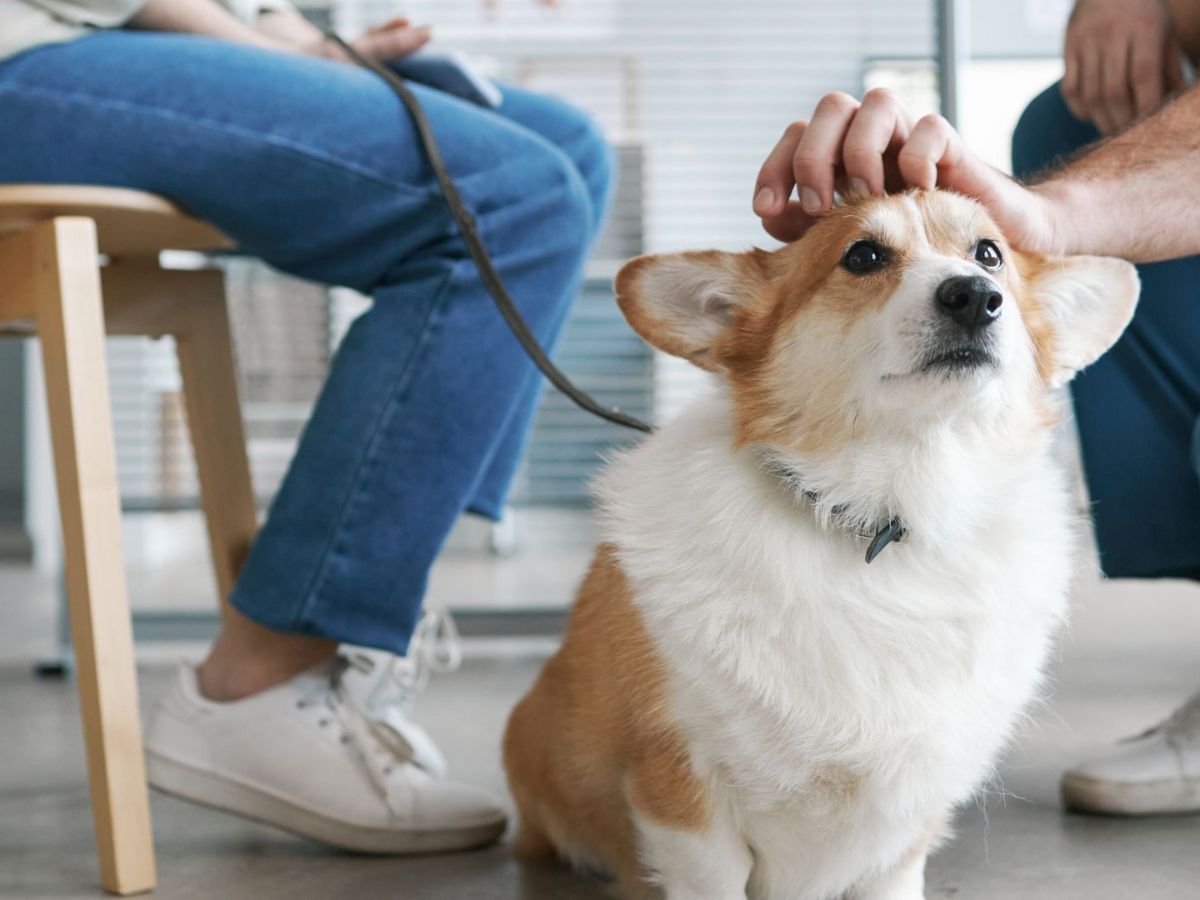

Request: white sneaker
left=1061, top=688, right=1200, bottom=816
left=145, top=652, right=507, bottom=853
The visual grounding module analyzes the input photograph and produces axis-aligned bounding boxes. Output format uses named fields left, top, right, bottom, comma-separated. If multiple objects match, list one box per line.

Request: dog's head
left=615, top=191, right=1138, bottom=452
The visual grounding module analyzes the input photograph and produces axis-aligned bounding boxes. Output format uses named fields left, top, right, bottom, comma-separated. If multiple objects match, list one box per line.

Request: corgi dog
left=503, top=191, right=1139, bottom=900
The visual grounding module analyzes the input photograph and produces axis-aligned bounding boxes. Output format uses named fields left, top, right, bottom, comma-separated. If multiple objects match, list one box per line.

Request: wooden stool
left=0, top=185, right=258, bottom=895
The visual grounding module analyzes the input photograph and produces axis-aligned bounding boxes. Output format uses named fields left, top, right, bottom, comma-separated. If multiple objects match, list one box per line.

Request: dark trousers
left=1013, top=83, right=1200, bottom=578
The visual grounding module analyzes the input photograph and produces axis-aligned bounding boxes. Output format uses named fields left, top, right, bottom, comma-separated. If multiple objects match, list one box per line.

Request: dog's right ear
left=614, top=249, right=771, bottom=372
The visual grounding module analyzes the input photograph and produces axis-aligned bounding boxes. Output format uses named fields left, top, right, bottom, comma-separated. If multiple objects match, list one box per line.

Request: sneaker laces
left=1129, top=688, right=1200, bottom=743
left=363, top=605, right=463, bottom=714
left=291, top=658, right=419, bottom=813
left=339, top=606, right=462, bottom=779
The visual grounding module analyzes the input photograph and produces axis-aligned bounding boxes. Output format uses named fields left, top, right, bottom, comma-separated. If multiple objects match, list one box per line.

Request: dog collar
left=760, top=454, right=906, bottom=564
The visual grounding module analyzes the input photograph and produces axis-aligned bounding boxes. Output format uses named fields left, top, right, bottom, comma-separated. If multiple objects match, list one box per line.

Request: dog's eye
left=842, top=240, right=888, bottom=275
left=974, top=239, right=1003, bottom=270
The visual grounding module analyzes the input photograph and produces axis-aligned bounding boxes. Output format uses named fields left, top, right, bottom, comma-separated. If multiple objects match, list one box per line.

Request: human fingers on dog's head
left=760, top=204, right=820, bottom=243
left=895, top=114, right=957, bottom=191
left=754, top=93, right=860, bottom=223
left=790, top=92, right=860, bottom=216
left=754, top=121, right=821, bottom=242
left=755, top=91, right=919, bottom=242
left=754, top=121, right=804, bottom=217
left=841, top=88, right=913, bottom=199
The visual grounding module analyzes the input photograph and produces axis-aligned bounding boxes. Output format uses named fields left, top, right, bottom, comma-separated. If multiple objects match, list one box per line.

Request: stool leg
left=31, top=218, right=156, bottom=895
left=175, top=274, right=257, bottom=613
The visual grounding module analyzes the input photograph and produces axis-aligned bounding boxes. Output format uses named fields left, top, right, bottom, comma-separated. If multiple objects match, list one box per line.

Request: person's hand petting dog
left=1062, top=0, right=1185, bottom=134
left=751, top=89, right=1067, bottom=256
left=752, top=74, right=1200, bottom=265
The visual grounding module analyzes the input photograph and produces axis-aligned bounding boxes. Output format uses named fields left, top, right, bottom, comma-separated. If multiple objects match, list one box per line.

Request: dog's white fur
left=508, top=192, right=1139, bottom=900
left=597, top=387, right=1070, bottom=899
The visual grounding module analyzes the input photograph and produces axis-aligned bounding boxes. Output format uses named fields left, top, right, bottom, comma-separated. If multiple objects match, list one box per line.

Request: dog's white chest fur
left=596, top=393, right=1074, bottom=900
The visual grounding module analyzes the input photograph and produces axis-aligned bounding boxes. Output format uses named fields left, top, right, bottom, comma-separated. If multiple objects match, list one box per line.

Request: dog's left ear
left=614, top=249, right=771, bottom=372
left=1023, top=254, right=1140, bottom=388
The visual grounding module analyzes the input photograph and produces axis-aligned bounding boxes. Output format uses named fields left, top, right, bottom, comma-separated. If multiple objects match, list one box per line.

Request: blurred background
left=10, top=2, right=1200, bottom=898
left=0, top=0, right=1073, bottom=661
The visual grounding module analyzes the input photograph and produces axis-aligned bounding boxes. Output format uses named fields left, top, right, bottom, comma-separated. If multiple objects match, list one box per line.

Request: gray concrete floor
left=4, top=568, right=1200, bottom=898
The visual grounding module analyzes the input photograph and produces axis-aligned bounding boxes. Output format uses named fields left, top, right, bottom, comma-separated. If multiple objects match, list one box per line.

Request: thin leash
left=327, top=33, right=655, bottom=435
left=328, top=37, right=903, bottom=562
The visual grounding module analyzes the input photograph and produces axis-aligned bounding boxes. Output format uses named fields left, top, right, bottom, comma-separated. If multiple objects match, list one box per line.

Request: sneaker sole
left=1061, top=771, right=1200, bottom=817
left=147, top=750, right=507, bottom=853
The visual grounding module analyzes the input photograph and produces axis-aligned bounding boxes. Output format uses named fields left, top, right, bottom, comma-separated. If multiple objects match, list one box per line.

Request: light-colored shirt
left=0, top=0, right=283, bottom=62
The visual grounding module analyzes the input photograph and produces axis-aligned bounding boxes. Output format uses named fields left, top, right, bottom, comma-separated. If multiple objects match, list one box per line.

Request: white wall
left=969, top=0, right=1071, bottom=58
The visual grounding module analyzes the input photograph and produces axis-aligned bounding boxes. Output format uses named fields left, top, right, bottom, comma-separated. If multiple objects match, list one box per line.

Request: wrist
left=255, top=12, right=348, bottom=61
left=255, top=9, right=323, bottom=46
left=1029, top=178, right=1091, bottom=256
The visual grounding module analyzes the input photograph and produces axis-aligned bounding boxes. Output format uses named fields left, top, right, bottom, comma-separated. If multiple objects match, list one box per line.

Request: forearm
left=1035, top=82, right=1200, bottom=261
left=128, top=0, right=275, bottom=47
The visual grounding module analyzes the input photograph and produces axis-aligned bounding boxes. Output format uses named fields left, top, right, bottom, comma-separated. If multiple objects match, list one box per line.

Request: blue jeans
left=1013, top=84, right=1200, bottom=579
left=0, top=31, right=614, bottom=652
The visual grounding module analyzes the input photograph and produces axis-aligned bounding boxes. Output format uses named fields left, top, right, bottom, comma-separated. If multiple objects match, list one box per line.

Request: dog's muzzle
left=921, top=275, right=1003, bottom=374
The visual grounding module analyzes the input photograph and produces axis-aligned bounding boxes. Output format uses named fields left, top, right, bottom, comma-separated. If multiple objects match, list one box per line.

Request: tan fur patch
left=915, top=191, right=995, bottom=260
left=615, top=249, right=772, bottom=372
left=719, top=200, right=911, bottom=452
left=1011, top=251, right=1062, bottom=386
left=504, top=544, right=707, bottom=892
left=614, top=252, right=703, bottom=365
left=810, top=764, right=864, bottom=802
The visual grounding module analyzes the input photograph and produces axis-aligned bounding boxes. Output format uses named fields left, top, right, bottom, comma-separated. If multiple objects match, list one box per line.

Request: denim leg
left=494, top=85, right=616, bottom=235
left=0, top=32, right=602, bottom=650
left=463, top=85, right=616, bottom=519
left=1014, top=84, right=1200, bottom=578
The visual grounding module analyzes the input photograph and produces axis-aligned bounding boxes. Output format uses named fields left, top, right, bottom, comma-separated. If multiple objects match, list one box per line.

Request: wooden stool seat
left=0, top=185, right=233, bottom=256
left=0, top=185, right=257, bottom=895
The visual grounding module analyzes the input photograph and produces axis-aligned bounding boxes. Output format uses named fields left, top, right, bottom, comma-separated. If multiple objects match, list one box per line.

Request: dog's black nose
left=936, top=275, right=1003, bottom=330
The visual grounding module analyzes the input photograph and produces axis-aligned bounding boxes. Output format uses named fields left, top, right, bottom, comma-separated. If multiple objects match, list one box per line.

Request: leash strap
left=326, top=33, right=655, bottom=435
left=331, top=37, right=906, bottom=562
